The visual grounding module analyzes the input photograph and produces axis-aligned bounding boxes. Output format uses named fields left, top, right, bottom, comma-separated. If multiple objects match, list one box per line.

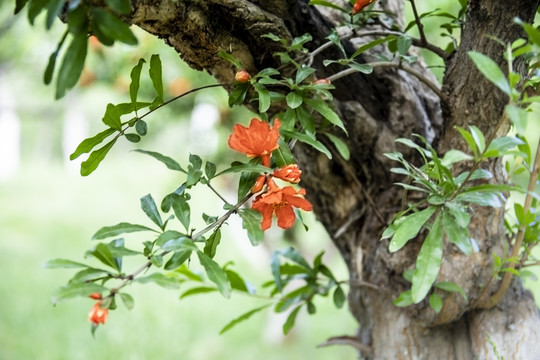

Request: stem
left=476, top=136, right=540, bottom=309
left=327, top=61, right=445, bottom=101
left=408, top=0, right=427, bottom=46
left=110, top=193, right=253, bottom=293
left=206, top=182, right=231, bottom=205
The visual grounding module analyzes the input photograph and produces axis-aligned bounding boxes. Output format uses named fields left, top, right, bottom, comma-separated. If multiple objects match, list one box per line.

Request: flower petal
left=275, top=204, right=296, bottom=229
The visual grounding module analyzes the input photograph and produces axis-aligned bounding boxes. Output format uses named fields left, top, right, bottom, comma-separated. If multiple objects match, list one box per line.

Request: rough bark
left=122, top=0, right=540, bottom=358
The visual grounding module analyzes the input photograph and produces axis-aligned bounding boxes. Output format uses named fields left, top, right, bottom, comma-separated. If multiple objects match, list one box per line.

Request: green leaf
left=197, top=251, right=232, bottom=298
left=140, top=194, right=163, bottom=229
left=388, top=207, right=437, bottom=252
left=457, top=191, right=503, bottom=208
left=161, top=236, right=197, bottom=252
left=281, top=129, right=332, bottom=159
left=270, top=251, right=282, bottom=291
left=468, top=125, right=486, bottom=154
left=253, top=82, right=271, bottom=113
left=217, top=162, right=270, bottom=176
left=132, top=149, right=186, bottom=172
left=303, top=97, right=346, bottom=134
left=397, top=36, right=412, bottom=55
left=468, top=51, right=510, bottom=95
left=295, top=67, right=316, bottom=84
left=91, top=8, right=137, bottom=45
left=442, top=210, right=471, bottom=255
left=219, top=305, right=271, bottom=334
left=239, top=209, right=264, bottom=246
left=51, top=282, right=108, bottom=305
left=484, top=136, right=524, bottom=158
left=333, top=286, right=346, bottom=308
left=411, top=214, right=443, bottom=303
left=80, top=139, right=117, bottom=176
left=350, top=35, right=396, bottom=59
left=15, top=0, right=30, bottom=14
left=55, top=34, right=88, bottom=99
left=505, top=104, right=528, bottom=134
left=87, top=243, right=119, bottom=271
left=217, top=51, right=243, bottom=69
left=106, top=0, right=132, bottom=14
left=149, top=54, right=164, bottom=100
left=226, top=269, right=250, bottom=293
left=434, top=281, right=467, bottom=300
left=348, top=62, right=373, bottom=74
left=455, top=127, right=478, bottom=157
left=66, top=4, right=89, bottom=35
left=442, top=149, right=473, bottom=166
left=286, top=92, right=303, bottom=109
left=154, top=230, right=185, bottom=246
left=43, top=258, right=90, bottom=269
left=205, top=161, right=217, bottom=179
left=203, top=229, right=222, bottom=259
left=324, top=133, right=350, bottom=160
left=125, top=132, right=141, bottom=142
left=309, top=0, right=347, bottom=11
left=228, top=83, right=248, bottom=107
left=429, top=293, right=443, bottom=313
left=279, top=247, right=312, bottom=270
left=164, top=250, right=192, bottom=270
left=71, top=268, right=110, bottom=283
left=273, top=140, right=296, bottom=167
left=46, top=0, right=64, bottom=29
left=43, top=48, right=60, bottom=85
left=135, top=273, right=182, bottom=289
left=129, top=58, right=146, bottom=105
left=180, top=286, right=217, bottom=299
left=101, top=103, right=122, bottom=130
left=119, top=293, right=134, bottom=310
left=283, top=305, right=302, bottom=334
left=171, top=194, right=191, bottom=231
left=393, top=290, right=413, bottom=307
left=135, top=120, right=147, bottom=136
left=92, top=222, right=156, bottom=240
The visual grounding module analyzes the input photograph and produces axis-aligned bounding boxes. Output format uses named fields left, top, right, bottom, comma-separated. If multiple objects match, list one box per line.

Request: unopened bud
left=235, top=70, right=251, bottom=83
left=313, top=78, right=331, bottom=85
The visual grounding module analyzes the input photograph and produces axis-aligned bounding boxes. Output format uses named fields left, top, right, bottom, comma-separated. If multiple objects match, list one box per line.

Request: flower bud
left=235, top=70, right=251, bottom=83
left=273, top=164, right=302, bottom=183
left=89, top=292, right=102, bottom=300
left=251, top=175, right=267, bottom=193
left=313, top=78, right=331, bottom=85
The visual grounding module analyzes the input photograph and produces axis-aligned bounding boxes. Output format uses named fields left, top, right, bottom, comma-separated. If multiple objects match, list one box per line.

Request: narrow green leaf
left=164, top=250, right=192, bottom=270
left=325, top=133, right=350, bottom=160
left=197, top=251, right=231, bottom=298
left=429, top=293, right=443, bottom=313
left=237, top=170, right=259, bottom=202
left=270, top=251, right=282, bottom=291
left=253, top=83, right=271, bottom=113
left=279, top=247, right=312, bottom=270
left=91, top=8, right=138, bottom=45
left=15, top=0, right=30, bottom=14
left=303, top=97, right=346, bottom=134
left=91, top=222, right=156, bottom=240
left=295, top=67, right=315, bottom=84
left=350, top=35, right=396, bottom=59
left=140, top=194, right=163, bottom=229
left=442, top=149, right=473, bottom=166
left=132, top=149, right=186, bottom=172
left=228, top=83, right=248, bottom=107
left=171, top=194, right=191, bottom=231
left=281, top=129, right=332, bottom=159
left=283, top=305, right=302, bottom=334
left=149, top=54, right=163, bottom=100
left=217, top=162, right=270, bottom=176
left=272, top=140, right=296, bottom=167
left=46, top=0, right=64, bottom=29
left=43, top=48, right=60, bottom=85
left=457, top=191, right=503, bottom=208
left=203, top=229, right=222, bottom=259
left=468, top=51, right=510, bottom=95
left=239, top=209, right=264, bottom=246
left=393, top=290, right=413, bottom=307
left=119, top=293, right=134, bottom=310
left=154, top=230, right=185, bottom=246
left=66, top=4, right=89, bottom=35
left=219, top=305, right=271, bottom=334
left=51, top=282, right=107, bottom=305
left=388, top=207, right=437, bottom=252
left=43, top=259, right=89, bottom=269
left=348, top=62, right=373, bottom=74
left=55, top=34, right=88, bottom=99
left=87, top=243, right=119, bottom=271
left=505, top=105, right=528, bottom=134
left=106, top=0, right=132, bottom=14
left=455, top=127, right=478, bottom=157
left=333, top=286, right=346, bottom=308
left=484, top=136, right=524, bottom=158
left=180, top=286, right=217, bottom=299
left=442, top=211, right=472, bottom=255
left=101, top=103, right=122, bottom=130
left=434, top=281, right=467, bottom=300
left=286, top=92, right=303, bottom=109
left=129, top=58, right=146, bottom=105
left=217, top=51, right=243, bottom=69
left=135, top=273, right=182, bottom=289
left=468, top=125, right=485, bottom=154
left=161, top=237, right=197, bottom=252
left=226, top=269, right=250, bottom=293
left=80, top=139, right=117, bottom=176
left=411, top=214, right=443, bottom=303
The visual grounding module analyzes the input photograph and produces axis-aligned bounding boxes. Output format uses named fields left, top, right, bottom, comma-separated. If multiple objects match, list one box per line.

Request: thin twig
left=110, top=193, right=253, bottom=294
left=476, top=136, right=540, bottom=309
left=327, top=61, right=445, bottom=101
left=317, top=336, right=373, bottom=353
left=409, top=0, right=427, bottom=46
left=206, top=182, right=231, bottom=205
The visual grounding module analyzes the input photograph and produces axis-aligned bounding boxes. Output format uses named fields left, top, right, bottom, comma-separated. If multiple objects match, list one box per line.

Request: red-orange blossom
left=228, top=118, right=281, bottom=166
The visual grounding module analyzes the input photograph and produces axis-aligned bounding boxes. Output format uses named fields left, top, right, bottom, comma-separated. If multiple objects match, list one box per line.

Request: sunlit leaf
left=239, top=209, right=264, bottom=246
left=388, top=207, right=437, bottom=252
left=468, top=51, right=510, bottom=95
left=92, top=222, right=156, bottom=240
left=197, top=251, right=231, bottom=298
left=80, top=139, right=117, bottom=176
left=219, top=305, right=271, bottom=334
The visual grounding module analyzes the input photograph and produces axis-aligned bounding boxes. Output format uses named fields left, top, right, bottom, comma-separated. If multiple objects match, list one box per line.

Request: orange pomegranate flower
left=273, top=164, right=302, bottom=183
left=228, top=118, right=281, bottom=166
left=252, top=178, right=312, bottom=230
left=352, top=0, right=375, bottom=14
left=88, top=301, right=109, bottom=326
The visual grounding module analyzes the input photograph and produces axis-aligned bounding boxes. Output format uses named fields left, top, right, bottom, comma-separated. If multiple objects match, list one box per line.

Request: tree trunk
left=124, top=0, right=540, bottom=358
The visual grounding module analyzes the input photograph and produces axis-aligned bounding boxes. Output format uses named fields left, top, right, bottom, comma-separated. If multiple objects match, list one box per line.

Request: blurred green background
left=0, top=2, right=538, bottom=360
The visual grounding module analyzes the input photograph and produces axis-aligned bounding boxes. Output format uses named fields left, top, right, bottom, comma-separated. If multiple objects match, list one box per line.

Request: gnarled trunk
left=123, top=0, right=540, bottom=358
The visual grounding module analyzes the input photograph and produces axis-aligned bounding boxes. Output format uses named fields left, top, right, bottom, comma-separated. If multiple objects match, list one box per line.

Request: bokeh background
left=0, top=1, right=538, bottom=359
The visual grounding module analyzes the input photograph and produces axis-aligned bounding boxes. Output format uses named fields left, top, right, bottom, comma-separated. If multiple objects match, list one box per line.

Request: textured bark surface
left=123, top=0, right=540, bottom=358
